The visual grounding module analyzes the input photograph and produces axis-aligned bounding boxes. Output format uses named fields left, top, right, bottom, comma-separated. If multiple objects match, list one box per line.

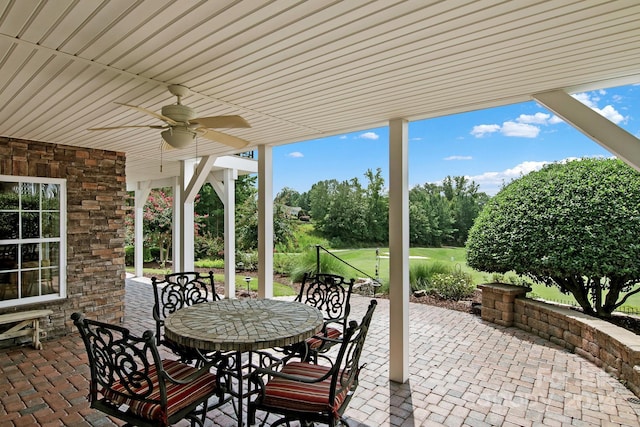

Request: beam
left=533, top=90, right=640, bottom=171
left=184, top=156, right=216, bottom=203
left=388, top=118, right=410, bottom=383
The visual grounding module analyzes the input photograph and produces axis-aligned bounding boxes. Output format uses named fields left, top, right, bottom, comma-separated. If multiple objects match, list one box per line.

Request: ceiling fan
left=89, top=84, right=251, bottom=149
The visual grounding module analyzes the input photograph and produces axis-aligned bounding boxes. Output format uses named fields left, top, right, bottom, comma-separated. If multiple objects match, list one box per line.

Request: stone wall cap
left=478, top=282, right=532, bottom=294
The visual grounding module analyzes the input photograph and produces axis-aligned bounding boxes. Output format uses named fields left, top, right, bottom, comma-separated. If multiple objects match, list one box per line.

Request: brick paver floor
left=1, top=276, right=640, bottom=426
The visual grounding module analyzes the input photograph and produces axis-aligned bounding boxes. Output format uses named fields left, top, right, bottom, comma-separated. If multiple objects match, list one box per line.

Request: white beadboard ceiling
left=0, top=0, right=639, bottom=184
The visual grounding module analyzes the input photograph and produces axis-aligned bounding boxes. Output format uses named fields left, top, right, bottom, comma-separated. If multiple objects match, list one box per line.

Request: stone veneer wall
left=0, top=137, right=127, bottom=338
left=480, top=283, right=640, bottom=397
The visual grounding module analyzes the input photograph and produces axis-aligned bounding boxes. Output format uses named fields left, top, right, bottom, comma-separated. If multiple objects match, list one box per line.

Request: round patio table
left=164, top=298, right=324, bottom=352
left=164, top=299, right=324, bottom=427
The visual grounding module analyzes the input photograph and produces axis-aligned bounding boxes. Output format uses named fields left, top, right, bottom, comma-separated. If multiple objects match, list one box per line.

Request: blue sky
left=272, top=84, right=638, bottom=196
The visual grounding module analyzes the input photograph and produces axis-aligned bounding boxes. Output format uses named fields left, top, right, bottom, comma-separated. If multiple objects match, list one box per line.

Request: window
left=0, top=176, right=66, bottom=307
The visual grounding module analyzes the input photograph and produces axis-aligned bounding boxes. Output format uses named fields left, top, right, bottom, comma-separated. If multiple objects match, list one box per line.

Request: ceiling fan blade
left=191, top=115, right=250, bottom=129
left=197, top=128, right=250, bottom=148
left=116, top=102, right=178, bottom=126
left=88, top=125, right=165, bottom=131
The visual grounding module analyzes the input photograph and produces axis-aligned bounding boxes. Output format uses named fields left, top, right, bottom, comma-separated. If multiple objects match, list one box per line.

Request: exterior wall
left=0, top=137, right=127, bottom=338
left=480, top=283, right=640, bottom=397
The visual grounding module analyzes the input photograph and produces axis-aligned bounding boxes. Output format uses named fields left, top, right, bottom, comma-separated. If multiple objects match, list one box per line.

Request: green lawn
left=125, top=267, right=296, bottom=297
left=127, top=246, right=640, bottom=312
left=319, top=247, right=640, bottom=313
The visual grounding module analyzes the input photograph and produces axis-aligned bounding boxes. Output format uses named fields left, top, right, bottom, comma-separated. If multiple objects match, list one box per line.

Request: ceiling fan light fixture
left=161, top=127, right=196, bottom=148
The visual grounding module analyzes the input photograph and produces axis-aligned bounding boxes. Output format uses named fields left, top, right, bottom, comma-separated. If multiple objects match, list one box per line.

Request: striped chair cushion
left=262, top=361, right=349, bottom=417
left=103, top=359, right=217, bottom=424
left=305, top=326, right=341, bottom=350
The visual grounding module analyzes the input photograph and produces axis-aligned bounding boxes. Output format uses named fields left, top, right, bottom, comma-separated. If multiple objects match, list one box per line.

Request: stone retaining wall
left=0, top=137, right=127, bottom=338
left=480, top=283, right=640, bottom=397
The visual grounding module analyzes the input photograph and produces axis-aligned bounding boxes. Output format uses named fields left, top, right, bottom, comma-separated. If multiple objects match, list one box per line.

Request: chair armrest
left=162, top=353, right=230, bottom=385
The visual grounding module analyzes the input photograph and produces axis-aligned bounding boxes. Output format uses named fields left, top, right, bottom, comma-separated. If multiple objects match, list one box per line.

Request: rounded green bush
left=466, top=158, right=640, bottom=316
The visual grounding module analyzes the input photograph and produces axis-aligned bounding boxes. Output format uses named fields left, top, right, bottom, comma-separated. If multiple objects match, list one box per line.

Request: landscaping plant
left=466, top=158, right=640, bottom=317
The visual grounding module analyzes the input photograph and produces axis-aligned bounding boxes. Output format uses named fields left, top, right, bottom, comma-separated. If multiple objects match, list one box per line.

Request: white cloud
left=501, top=121, right=540, bottom=138
left=595, top=104, right=626, bottom=124
left=470, top=124, right=500, bottom=137
left=287, top=151, right=304, bottom=158
left=444, top=155, right=472, bottom=161
left=359, top=131, right=379, bottom=140
left=339, top=135, right=347, bottom=139
left=573, top=92, right=596, bottom=107
left=549, top=115, right=564, bottom=124
left=516, top=112, right=550, bottom=124
left=573, top=91, right=627, bottom=124
left=465, top=160, right=550, bottom=195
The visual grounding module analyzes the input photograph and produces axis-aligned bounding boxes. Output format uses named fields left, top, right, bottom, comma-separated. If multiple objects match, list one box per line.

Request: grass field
left=125, top=267, right=296, bottom=297
left=128, top=245, right=640, bottom=313
left=318, top=246, right=640, bottom=313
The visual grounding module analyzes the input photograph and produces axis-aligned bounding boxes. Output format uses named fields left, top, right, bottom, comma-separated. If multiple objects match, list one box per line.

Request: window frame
left=0, top=175, right=67, bottom=308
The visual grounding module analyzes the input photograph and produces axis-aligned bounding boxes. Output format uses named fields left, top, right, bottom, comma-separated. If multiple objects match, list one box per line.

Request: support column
left=388, top=118, right=410, bottom=383
left=223, top=168, right=237, bottom=298
left=178, top=159, right=196, bottom=272
left=134, top=182, right=151, bottom=277
left=172, top=177, right=181, bottom=273
left=258, top=145, right=274, bottom=298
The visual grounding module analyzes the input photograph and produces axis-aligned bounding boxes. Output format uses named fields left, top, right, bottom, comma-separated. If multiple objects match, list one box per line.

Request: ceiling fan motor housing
left=161, top=126, right=196, bottom=148
left=162, top=104, right=196, bottom=123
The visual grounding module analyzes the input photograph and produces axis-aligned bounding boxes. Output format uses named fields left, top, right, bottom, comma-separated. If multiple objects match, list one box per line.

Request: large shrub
left=466, top=158, right=640, bottom=317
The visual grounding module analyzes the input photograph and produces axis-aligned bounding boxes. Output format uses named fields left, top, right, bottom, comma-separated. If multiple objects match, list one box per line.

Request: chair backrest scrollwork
left=151, top=271, right=219, bottom=346
left=296, top=273, right=354, bottom=328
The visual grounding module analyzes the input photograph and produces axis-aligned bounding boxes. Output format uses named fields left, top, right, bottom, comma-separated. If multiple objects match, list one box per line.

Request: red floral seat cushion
left=103, top=359, right=217, bottom=424
left=305, top=326, right=341, bottom=350
left=262, top=361, right=349, bottom=417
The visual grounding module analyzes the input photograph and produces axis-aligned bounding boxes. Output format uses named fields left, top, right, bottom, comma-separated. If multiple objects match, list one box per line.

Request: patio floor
left=2, top=276, right=640, bottom=426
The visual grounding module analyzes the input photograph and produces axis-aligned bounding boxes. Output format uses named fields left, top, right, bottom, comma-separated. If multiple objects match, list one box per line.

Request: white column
left=258, top=145, right=274, bottom=298
left=134, top=182, right=151, bottom=277
left=179, top=159, right=196, bottom=272
left=388, top=118, right=410, bottom=383
left=172, top=177, right=181, bottom=273
left=223, top=168, right=237, bottom=298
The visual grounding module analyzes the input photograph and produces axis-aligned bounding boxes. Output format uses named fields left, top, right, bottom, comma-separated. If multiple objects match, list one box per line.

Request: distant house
left=283, top=206, right=302, bottom=218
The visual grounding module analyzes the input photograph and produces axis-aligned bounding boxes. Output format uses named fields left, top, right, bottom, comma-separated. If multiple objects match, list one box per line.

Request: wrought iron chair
left=248, top=299, right=377, bottom=427
left=286, top=273, right=355, bottom=362
left=151, top=271, right=222, bottom=366
left=71, top=312, right=227, bottom=427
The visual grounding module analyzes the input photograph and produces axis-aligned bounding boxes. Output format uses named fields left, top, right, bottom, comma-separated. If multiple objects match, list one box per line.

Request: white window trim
left=0, top=175, right=67, bottom=308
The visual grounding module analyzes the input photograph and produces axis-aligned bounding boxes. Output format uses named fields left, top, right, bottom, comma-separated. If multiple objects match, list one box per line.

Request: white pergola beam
left=533, top=90, right=640, bottom=171
left=388, top=118, right=410, bottom=383
left=184, top=156, right=216, bottom=203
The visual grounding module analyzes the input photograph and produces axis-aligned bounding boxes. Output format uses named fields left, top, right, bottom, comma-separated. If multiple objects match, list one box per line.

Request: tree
left=236, top=195, right=295, bottom=252
left=317, top=178, right=368, bottom=245
left=364, top=168, right=388, bottom=243
left=274, top=187, right=301, bottom=207
left=408, top=183, right=455, bottom=246
left=143, top=189, right=174, bottom=265
left=466, top=158, right=640, bottom=317
left=308, top=179, right=338, bottom=221
left=196, top=175, right=257, bottom=238
left=442, top=176, right=490, bottom=246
